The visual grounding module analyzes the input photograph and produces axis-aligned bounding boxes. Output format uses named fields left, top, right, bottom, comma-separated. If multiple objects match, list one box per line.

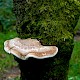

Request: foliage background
left=0, top=0, right=16, bottom=32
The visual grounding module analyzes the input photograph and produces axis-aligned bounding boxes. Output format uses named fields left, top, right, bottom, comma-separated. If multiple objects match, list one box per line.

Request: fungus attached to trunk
left=4, top=37, right=58, bottom=60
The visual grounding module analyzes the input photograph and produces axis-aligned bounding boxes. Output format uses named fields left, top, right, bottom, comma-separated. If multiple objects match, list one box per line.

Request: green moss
left=13, top=0, right=80, bottom=79
left=17, top=0, right=80, bottom=46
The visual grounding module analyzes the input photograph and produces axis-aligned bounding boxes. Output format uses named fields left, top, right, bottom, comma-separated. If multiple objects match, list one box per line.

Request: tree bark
left=0, top=21, right=3, bottom=32
left=13, top=0, right=80, bottom=80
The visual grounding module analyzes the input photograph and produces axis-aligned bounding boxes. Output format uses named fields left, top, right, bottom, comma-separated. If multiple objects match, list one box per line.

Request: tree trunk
left=0, top=21, right=3, bottom=32
left=13, top=0, right=80, bottom=80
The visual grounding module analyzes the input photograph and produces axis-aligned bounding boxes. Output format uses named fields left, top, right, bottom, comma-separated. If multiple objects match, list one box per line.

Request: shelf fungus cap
left=4, top=37, right=58, bottom=60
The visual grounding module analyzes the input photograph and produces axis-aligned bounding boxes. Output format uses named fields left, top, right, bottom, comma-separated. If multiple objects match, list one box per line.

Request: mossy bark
left=13, top=0, right=80, bottom=80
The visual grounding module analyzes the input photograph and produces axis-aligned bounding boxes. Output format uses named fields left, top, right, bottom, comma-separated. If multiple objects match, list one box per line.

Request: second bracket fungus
left=4, top=38, right=58, bottom=60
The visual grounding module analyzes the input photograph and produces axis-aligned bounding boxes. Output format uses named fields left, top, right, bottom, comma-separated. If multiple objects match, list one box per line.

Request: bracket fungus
left=4, top=38, right=58, bottom=60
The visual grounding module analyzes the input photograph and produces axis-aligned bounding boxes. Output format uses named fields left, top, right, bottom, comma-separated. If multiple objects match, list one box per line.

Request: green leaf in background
left=0, top=0, right=16, bottom=31
left=74, top=16, right=80, bottom=34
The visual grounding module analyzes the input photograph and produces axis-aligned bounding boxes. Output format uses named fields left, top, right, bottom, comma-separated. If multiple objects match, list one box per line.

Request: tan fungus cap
left=4, top=38, right=58, bottom=60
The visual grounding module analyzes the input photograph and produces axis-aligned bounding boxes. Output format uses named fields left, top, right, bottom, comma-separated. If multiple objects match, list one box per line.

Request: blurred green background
left=0, top=0, right=16, bottom=32
left=0, top=0, right=80, bottom=80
